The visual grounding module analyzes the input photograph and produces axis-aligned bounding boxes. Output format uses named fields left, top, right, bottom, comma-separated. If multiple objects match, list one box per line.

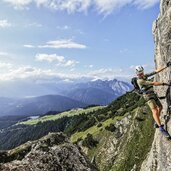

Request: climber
left=135, top=61, right=171, bottom=140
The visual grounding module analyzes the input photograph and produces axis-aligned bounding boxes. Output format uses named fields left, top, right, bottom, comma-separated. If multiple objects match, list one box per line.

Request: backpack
left=131, top=77, right=143, bottom=95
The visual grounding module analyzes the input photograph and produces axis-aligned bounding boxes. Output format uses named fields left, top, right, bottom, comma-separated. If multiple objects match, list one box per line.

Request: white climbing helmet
left=135, top=65, right=144, bottom=75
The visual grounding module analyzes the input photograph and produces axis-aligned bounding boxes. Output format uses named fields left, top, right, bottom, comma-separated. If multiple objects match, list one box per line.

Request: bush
left=97, top=123, right=103, bottom=127
left=96, top=114, right=107, bottom=122
left=82, top=133, right=98, bottom=148
left=105, top=124, right=116, bottom=132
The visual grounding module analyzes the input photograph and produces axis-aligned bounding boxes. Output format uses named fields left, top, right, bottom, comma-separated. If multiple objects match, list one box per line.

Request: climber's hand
left=167, top=61, right=171, bottom=67
left=162, top=83, right=170, bottom=86
left=162, top=83, right=171, bottom=86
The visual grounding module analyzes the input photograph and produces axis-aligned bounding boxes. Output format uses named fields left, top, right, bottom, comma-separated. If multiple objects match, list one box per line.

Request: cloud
left=0, top=52, right=14, bottom=62
left=62, top=60, right=79, bottom=67
left=0, top=20, right=11, bottom=28
left=3, top=0, right=32, bottom=9
left=89, top=65, right=93, bottom=68
left=94, top=0, right=132, bottom=15
left=0, top=61, right=153, bottom=83
left=84, top=64, right=94, bottom=68
left=35, top=54, right=65, bottom=63
left=0, top=65, right=83, bottom=82
left=57, top=25, right=71, bottom=30
left=24, top=44, right=35, bottom=48
left=87, top=68, right=131, bottom=80
left=2, top=0, right=160, bottom=14
left=0, top=62, right=13, bottom=70
left=26, top=22, right=42, bottom=27
left=0, top=63, right=133, bottom=84
left=119, top=48, right=128, bottom=53
left=133, top=0, right=159, bottom=9
left=0, top=52, right=9, bottom=56
left=0, top=66, right=46, bottom=81
left=24, top=39, right=86, bottom=49
left=38, top=39, right=87, bottom=49
left=35, top=53, right=79, bottom=67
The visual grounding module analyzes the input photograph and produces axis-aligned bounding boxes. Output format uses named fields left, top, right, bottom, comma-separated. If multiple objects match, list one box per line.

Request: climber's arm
left=156, top=61, right=171, bottom=73
left=145, top=71, right=157, bottom=78
left=152, top=82, right=166, bottom=86
left=146, top=61, right=171, bottom=77
left=155, top=66, right=167, bottom=73
left=141, top=80, right=168, bottom=86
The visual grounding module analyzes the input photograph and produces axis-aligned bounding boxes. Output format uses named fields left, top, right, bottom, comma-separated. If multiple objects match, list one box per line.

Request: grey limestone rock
left=0, top=132, right=98, bottom=171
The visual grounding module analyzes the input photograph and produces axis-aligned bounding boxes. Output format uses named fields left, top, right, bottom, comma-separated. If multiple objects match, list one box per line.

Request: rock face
left=0, top=133, right=98, bottom=171
left=141, top=0, right=171, bottom=170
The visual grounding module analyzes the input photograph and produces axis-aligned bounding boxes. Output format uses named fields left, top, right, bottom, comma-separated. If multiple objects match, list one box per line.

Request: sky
left=0, top=0, right=160, bottom=83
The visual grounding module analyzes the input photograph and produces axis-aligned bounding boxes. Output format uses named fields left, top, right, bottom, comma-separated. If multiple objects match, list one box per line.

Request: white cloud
left=38, top=39, right=87, bottom=49
left=70, top=68, right=75, bottom=72
left=87, top=68, right=131, bottom=80
left=57, top=25, right=71, bottom=30
left=0, top=52, right=9, bottom=56
left=0, top=20, right=11, bottom=28
left=133, top=0, right=159, bottom=9
left=0, top=64, right=133, bottom=83
left=0, top=52, right=14, bottom=62
left=26, top=22, right=42, bottom=27
left=0, top=66, right=41, bottom=81
left=0, top=62, right=13, bottom=70
left=85, top=64, right=94, bottom=68
left=35, top=53, right=79, bottom=67
left=24, top=39, right=86, bottom=49
left=35, top=54, right=65, bottom=63
left=94, top=0, right=132, bottom=15
left=0, top=65, right=83, bottom=81
left=2, top=0, right=160, bottom=14
left=24, top=44, right=35, bottom=48
left=62, top=60, right=79, bottom=67
left=3, top=0, right=32, bottom=9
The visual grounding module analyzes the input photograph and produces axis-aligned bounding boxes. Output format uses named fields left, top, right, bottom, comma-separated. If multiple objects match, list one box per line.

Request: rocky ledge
left=0, top=132, right=98, bottom=171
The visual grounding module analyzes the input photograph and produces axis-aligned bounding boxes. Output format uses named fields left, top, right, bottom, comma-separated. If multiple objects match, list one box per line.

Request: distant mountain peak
left=63, top=79, right=132, bottom=105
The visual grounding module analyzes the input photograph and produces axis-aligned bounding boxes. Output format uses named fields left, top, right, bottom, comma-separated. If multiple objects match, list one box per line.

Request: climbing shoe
left=154, top=123, right=159, bottom=128
left=159, top=125, right=171, bottom=140
left=154, top=123, right=164, bottom=129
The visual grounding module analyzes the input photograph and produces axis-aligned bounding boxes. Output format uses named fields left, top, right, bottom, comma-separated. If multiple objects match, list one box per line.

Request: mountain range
left=0, top=79, right=132, bottom=117
left=0, top=95, right=87, bottom=117
left=63, top=79, right=132, bottom=105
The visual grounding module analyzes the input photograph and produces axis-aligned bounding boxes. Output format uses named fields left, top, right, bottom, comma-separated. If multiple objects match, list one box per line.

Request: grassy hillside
left=71, top=115, right=126, bottom=142
left=69, top=93, right=155, bottom=171
left=19, top=106, right=103, bottom=125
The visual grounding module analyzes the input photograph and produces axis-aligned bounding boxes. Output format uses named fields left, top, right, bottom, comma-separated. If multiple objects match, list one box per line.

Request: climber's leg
left=151, top=107, right=162, bottom=127
left=147, top=99, right=162, bottom=127
left=156, top=98, right=163, bottom=116
left=148, top=99, right=171, bottom=139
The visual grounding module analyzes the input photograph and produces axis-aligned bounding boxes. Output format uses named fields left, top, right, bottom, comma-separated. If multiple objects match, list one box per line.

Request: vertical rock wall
left=141, top=0, right=171, bottom=170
